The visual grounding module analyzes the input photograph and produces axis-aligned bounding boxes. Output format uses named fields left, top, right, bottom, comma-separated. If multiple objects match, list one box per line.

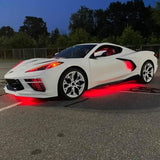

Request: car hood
left=11, top=58, right=64, bottom=71
left=5, top=58, right=63, bottom=76
left=5, top=57, right=86, bottom=79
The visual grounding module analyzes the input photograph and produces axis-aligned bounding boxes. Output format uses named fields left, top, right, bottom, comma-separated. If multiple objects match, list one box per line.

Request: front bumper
left=4, top=70, right=61, bottom=98
left=4, top=78, right=58, bottom=98
left=4, top=86, right=56, bottom=98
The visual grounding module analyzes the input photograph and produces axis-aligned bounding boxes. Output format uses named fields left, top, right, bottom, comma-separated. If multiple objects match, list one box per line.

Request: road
left=0, top=61, right=160, bottom=160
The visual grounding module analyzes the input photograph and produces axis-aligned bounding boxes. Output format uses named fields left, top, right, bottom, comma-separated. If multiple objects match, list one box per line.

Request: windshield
left=54, top=45, right=96, bottom=58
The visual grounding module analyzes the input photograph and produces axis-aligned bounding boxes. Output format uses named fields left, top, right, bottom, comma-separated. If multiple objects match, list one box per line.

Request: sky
left=0, top=0, right=157, bottom=33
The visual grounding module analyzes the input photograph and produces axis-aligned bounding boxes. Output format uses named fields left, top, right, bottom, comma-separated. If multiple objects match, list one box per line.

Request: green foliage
left=0, top=26, right=14, bottom=38
left=0, top=36, right=10, bottom=49
left=69, top=6, right=95, bottom=35
left=7, top=32, right=36, bottom=49
left=1, top=0, right=160, bottom=50
left=94, top=9, right=111, bottom=39
left=68, top=28, right=90, bottom=46
left=37, top=35, right=51, bottom=48
left=90, top=36, right=99, bottom=43
left=117, top=26, right=143, bottom=47
left=106, top=1, right=126, bottom=36
left=101, top=36, right=117, bottom=44
left=56, top=35, right=69, bottom=49
left=50, top=28, right=60, bottom=44
left=19, top=16, right=49, bottom=40
left=69, top=1, right=157, bottom=41
left=148, top=33, right=160, bottom=44
left=152, top=2, right=160, bottom=26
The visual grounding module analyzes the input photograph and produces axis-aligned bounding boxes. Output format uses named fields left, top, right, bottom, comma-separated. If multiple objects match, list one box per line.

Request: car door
left=89, top=45, right=127, bottom=86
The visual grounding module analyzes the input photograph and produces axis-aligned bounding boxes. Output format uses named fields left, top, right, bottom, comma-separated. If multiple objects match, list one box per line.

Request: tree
left=19, top=16, right=49, bottom=39
left=7, top=32, right=36, bottom=49
left=106, top=1, right=126, bottom=36
left=0, top=36, right=10, bottom=49
left=69, top=6, right=95, bottom=35
left=68, top=1, right=158, bottom=43
left=94, top=9, right=112, bottom=40
left=68, top=28, right=90, bottom=46
left=152, top=2, right=160, bottom=26
left=152, top=2, right=160, bottom=25
left=37, top=35, right=51, bottom=48
left=56, top=35, right=69, bottom=49
left=50, top=28, right=60, bottom=44
left=117, top=26, right=143, bottom=47
left=148, top=33, right=160, bottom=44
left=0, top=26, right=14, bottom=37
left=101, top=36, right=117, bottom=44
left=125, top=0, right=153, bottom=37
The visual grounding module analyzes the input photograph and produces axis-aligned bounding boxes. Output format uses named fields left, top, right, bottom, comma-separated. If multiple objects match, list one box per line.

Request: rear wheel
left=140, top=61, right=154, bottom=83
left=58, top=68, right=87, bottom=99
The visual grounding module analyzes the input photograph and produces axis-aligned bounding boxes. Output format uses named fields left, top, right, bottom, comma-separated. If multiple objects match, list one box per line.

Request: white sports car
left=4, top=43, right=158, bottom=99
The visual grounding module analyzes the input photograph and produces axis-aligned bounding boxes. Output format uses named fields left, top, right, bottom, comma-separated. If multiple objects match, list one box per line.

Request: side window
left=94, top=45, right=123, bottom=57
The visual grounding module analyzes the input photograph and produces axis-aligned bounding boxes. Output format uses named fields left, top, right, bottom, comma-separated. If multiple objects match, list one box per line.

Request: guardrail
left=0, top=45, right=159, bottom=60
left=0, top=48, right=61, bottom=60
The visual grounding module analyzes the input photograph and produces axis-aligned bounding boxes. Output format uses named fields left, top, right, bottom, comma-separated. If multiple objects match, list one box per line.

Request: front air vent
left=6, top=79, right=24, bottom=91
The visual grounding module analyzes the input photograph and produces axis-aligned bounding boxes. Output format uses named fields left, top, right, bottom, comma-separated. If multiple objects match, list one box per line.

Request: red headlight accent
left=27, top=61, right=63, bottom=72
left=13, top=61, right=24, bottom=69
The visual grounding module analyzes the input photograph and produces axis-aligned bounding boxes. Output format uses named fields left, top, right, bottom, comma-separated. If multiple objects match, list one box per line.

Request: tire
left=58, top=68, right=87, bottom=99
left=140, top=61, right=154, bottom=84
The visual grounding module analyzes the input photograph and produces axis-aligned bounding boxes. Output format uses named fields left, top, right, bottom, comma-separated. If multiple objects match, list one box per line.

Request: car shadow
left=15, top=78, right=160, bottom=113
left=34, top=86, right=160, bottom=114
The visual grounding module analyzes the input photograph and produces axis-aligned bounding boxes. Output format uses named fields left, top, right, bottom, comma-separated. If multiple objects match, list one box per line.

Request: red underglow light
left=83, top=80, right=144, bottom=98
left=13, top=96, right=44, bottom=106
left=125, top=61, right=134, bottom=71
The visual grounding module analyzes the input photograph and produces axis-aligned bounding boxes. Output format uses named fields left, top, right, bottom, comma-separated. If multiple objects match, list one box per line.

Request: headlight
left=26, top=61, right=63, bottom=72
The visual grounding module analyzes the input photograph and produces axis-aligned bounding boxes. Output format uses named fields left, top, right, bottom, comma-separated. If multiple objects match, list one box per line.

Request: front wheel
left=58, top=68, right=87, bottom=99
left=140, top=61, right=154, bottom=83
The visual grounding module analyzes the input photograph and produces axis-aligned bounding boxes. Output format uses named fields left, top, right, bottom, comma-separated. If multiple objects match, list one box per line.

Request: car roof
left=75, top=42, right=122, bottom=47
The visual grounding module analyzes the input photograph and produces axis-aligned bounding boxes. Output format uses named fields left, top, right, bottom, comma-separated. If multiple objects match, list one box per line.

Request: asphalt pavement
left=0, top=61, right=160, bottom=160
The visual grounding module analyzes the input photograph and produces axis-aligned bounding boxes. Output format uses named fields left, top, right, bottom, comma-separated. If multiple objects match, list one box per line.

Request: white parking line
left=0, top=102, right=21, bottom=112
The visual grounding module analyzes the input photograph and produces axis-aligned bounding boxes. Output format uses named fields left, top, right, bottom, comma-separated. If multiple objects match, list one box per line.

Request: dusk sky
left=0, top=0, right=157, bottom=33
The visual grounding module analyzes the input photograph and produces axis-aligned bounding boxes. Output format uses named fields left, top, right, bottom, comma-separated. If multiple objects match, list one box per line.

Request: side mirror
left=94, top=50, right=106, bottom=57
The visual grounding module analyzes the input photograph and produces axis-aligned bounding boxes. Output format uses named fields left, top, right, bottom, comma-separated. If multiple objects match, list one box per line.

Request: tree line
left=0, top=0, right=160, bottom=49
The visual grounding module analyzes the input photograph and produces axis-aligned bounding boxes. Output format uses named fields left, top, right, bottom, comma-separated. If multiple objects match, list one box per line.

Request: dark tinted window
left=54, top=45, right=96, bottom=58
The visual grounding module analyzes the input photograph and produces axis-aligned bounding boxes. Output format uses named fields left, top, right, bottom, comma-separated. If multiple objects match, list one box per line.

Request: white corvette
left=4, top=43, right=158, bottom=99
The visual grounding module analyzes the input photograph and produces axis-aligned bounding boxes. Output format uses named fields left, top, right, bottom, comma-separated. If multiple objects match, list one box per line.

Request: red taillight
left=13, top=61, right=24, bottom=69
left=25, top=79, right=46, bottom=92
left=27, top=61, right=62, bottom=72
left=154, top=53, right=158, bottom=59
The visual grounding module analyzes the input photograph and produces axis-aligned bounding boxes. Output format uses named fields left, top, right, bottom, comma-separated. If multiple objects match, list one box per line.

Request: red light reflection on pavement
left=13, top=96, right=44, bottom=106
left=83, top=80, right=144, bottom=98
